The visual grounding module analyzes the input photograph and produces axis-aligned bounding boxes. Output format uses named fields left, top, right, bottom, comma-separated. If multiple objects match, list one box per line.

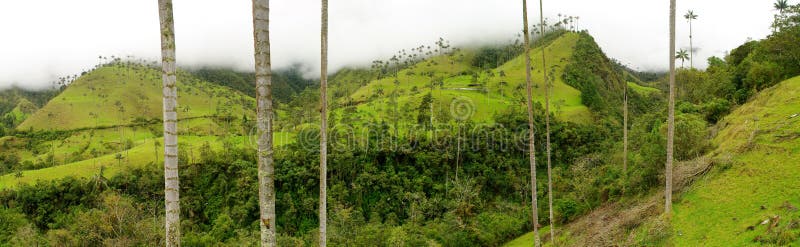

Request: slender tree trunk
left=522, top=1, right=541, bottom=246
left=252, top=0, right=276, bottom=245
left=666, top=0, right=676, bottom=217
left=456, top=124, right=460, bottom=180
left=623, top=86, right=628, bottom=174
left=319, top=0, right=329, bottom=245
left=538, top=0, right=556, bottom=243
left=157, top=0, right=181, bottom=245
left=430, top=78, right=434, bottom=130
left=689, top=20, right=693, bottom=69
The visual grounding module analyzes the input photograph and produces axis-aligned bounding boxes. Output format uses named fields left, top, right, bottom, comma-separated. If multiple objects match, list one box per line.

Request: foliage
left=723, top=7, right=800, bottom=102
left=470, top=30, right=566, bottom=70
left=191, top=64, right=314, bottom=103
left=562, top=32, right=627, bottom=115
left=0, top=99, right=633, bottom=246
left=0, top=207, right=29, bottom=244
left=471, top=45, right=523, bottom=70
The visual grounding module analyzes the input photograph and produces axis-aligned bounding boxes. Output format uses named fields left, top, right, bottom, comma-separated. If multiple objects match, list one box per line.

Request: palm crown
left=676, top=49, right=689, bottom=67
left=684, top=10, right=698, bottom=20
left=775, top=0, right=789, bottom=13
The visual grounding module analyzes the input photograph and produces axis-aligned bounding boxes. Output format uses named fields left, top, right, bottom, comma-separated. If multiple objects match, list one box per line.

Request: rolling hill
left=17, top=63, right=255, bottom=131
left=0, top=63, right=282, bottom=189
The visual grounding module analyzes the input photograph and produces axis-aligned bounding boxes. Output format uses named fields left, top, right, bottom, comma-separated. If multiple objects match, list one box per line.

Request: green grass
left=487, top=32, right=590, bottom=123
left=504, top=227, right=541, bottom=247
left=628, top=81, right=660, bottom=95
left=503, top=226, right=573, bottom=247
left=17, top=64, right=255, bottom=131
left=672, top=76, right=800, bottom=246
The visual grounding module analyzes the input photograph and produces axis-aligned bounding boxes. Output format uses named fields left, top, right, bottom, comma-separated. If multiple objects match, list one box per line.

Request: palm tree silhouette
left=676, top=49, right=689, bottom=68
left=774, top=0, right=790, bottom=32
left=775, top=0, right=789, bottom=14
left=684, top=10, right=698, bottom=68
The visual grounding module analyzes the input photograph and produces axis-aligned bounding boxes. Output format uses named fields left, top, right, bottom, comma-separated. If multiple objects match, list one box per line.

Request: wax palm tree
left=684, top=10, right=698, bottom=68
left=538, top=0, right=556, bottom=243
left=319, top=0, right=330, bottom=246
left=666, top=0, right=677, bottom=217
left=774, top=0, right=790, bottom=32
left=676, top=49, right=689, bottom=68
left=775, top=0, right=789, bottom=14
left=521, top=0, right=541, bottom=246
left=157, top=0, right=181, bottom=245
left=251, top=0, right=276, bottom=245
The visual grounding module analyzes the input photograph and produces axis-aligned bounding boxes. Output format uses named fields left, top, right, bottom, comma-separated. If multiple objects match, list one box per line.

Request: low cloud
left=0, top=0, right=775, bottom=90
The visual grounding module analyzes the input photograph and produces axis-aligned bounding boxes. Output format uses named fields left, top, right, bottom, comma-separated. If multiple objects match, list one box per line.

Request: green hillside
left=332, top=32, right=593, bottom=129
left=18, top=64, right=255, bottom=131
left=0, top=64, right=289, bottom=188
left=672, top=76, right=800, bottom=245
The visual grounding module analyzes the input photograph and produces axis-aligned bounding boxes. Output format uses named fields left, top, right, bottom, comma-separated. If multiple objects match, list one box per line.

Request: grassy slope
left=489, top=32, right=589, bottom=123
left=0, top=64, right=294, bottom=189
left=672, top=76, right=800, bottom=245
left=17, top=64, right=254, bottom=131
left=628, top=81, right=660, bottom=95
left=340, top=32, right=590, bottom=126
left=504, top=226, right=572, bottom=247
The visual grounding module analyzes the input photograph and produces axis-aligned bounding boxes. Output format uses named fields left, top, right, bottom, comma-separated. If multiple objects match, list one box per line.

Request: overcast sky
left=0, top=0, right=778, bottom=90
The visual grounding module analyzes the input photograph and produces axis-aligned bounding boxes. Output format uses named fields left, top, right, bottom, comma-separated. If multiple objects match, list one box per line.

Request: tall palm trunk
left=688, top=18, right=693, bottom=69
left=666, top=0, right=676, bottom=217
left=252, top=0, right=276, bottom=245
left=623, top=85, right=628, bottom=174
left=157, top=0, right=181, bottom=245
left=430, top=76, right=435, bottom=131
left=538, top=0, right=556, bottom=243
left=522, top=1, right=541, bottom=246
left=319, top=0, right=329, bottom=246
